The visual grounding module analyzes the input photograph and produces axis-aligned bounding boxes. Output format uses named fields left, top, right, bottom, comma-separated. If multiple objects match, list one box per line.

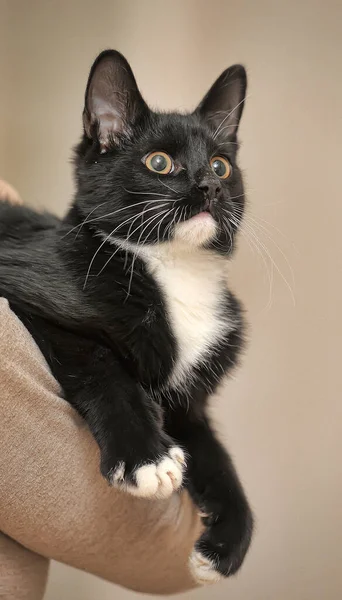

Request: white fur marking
left=106, top=235, right=233, bottom=391
left=169, top=445, right=186, bottom=465
left=174, top=213, right=217, bottom=246
left=111, top=461, right=125, bottom=483
left=140, top=242, right=232, bottom=389
left=111, top=446, right=185, bottom=499
left=189, top=550, right=223, bottom=585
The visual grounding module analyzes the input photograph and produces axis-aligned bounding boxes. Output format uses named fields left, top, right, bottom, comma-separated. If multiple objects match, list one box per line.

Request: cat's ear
left=83, top=50, right=147, bottom=150
left=195, top=65, right=247, bottom=140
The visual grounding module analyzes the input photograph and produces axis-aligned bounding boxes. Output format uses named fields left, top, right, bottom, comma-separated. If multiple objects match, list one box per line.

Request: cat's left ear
left=195, top=65, right=247, bottom=141
left=83, top=50, right=148, bottom=150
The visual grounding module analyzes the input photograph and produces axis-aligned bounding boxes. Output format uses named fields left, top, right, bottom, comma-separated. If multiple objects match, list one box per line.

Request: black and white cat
left=0, top=50, right=253, bottom=583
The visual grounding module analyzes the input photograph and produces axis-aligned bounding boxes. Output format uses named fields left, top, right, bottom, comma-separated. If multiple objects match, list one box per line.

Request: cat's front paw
left=189, top=501, right=253, bottom=585
left=102, top=446, right=186, bottom=499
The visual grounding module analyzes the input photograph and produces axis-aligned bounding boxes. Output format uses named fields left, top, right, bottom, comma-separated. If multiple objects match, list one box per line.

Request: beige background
left=1, top=0, right=341, bottom=599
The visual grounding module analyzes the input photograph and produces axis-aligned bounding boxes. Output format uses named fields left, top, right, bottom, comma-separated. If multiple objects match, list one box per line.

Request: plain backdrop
left=1, top=1, right=341, bottom=599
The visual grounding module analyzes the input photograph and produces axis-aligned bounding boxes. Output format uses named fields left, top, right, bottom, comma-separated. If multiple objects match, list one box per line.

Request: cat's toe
left=189, top=550, right=223, bottom=585
left=132, top=446, right=185, bottom=498
left=110, top=446, right=185, bottom=499
left=154, top=448, right=185, bottom=497
left=169, top=445, right=186, bottom=467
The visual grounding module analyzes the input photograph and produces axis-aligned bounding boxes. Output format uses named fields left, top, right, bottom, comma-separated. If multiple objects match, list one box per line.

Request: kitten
left=0, top=50, right=253, bottom=582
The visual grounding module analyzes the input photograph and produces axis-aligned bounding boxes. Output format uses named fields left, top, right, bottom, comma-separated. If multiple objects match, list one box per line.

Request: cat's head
left=74, top=50, right=247, bottom=254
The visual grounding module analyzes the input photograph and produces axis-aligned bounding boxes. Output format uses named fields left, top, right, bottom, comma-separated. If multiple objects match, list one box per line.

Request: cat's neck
left=104, top=235, right=228, bottom=269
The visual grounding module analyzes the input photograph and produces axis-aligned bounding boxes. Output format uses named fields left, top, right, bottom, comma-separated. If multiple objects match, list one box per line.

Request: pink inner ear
left=83, top=51, right=147, bottom=147
left=90, top=97, right=127, bottom=150
left=98, top=115, right=131, bottom=151
left=98, top=115, right=115, bottom=152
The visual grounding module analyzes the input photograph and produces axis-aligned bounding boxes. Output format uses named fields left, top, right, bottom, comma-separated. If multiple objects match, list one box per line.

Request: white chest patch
left=138, top=243, right=233, bottom=389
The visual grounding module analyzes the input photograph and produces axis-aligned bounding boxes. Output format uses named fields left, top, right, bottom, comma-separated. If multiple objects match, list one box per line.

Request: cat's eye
left=210, top=156, right=231, bottom=179
left=144, top=151, right=174, bottom=175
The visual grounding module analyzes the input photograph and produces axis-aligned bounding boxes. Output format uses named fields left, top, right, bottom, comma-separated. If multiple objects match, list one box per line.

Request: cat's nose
left=197, top=177, right=222, bottom=201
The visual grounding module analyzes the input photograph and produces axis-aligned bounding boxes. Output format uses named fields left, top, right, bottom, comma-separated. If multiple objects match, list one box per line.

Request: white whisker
left=97, top=211, right=144, bottom=278
left=167, top=207, right=180, bottom=240
left=125, top=209, right=168, bottom=300
left=83, top=212, right=142, bottom=289
left=244, top=214, right=296, bottom=290
left=61, top=201, right=110, bottom=238
left=231, top=214, right=274, bottom=311
left=247, top=211, right=299, bottom=252
left=73, top=201, right=111, bottom=239
left=157, top=209, right=174, bottom=243
left=237, top=216, right=295, bottom=306
left=64, top=198, right=169, bottom=238
left=229, top=193, right=245, bottom=201
left=213, top=96, right=248, bottom=140
left=122, top=205, right=169, bottom=243
left=157, top=177, right=179, bottom=195
left=123, top=188, right=174, bottom=198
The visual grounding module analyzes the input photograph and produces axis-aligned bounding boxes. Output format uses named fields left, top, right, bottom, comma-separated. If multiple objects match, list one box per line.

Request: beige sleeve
left=0, top=533, right=49, bottom=600
left=0, top=300, right=202, bottom=595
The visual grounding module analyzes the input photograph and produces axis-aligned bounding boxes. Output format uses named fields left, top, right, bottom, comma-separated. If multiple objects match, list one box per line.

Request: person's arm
left=0, top=185, right=202, bottom=595
left=0, top=299, right=203, bottom=595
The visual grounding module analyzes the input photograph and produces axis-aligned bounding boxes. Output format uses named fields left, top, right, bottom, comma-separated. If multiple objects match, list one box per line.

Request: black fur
left=0, top=50, right=253, bottom=577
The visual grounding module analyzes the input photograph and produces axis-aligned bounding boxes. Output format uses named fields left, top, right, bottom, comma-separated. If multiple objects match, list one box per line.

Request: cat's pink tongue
left=190, top=211, right=213, bottom=221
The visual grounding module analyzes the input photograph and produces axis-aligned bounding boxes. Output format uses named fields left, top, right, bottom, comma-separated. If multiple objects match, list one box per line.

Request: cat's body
left=0, top=50, right=253, bottom=582
left=0, top=202, right=242, bottom=416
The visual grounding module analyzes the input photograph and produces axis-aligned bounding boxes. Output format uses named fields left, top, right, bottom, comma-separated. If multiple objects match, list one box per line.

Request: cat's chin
left=173, top=212, right=217, bottom=247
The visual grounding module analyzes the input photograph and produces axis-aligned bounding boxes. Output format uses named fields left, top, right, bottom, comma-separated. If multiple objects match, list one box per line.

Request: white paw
left=111, top=446, right=185, bottom=499
left=189, top=550, right=223, bottom=585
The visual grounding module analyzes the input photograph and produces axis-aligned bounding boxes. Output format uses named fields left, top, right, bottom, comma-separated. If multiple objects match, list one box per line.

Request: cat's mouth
left=186, top=201, right=217, bottom=223
left=188, top=210, right=213, bottom=222
left=173, top=206, right=217, bottom=246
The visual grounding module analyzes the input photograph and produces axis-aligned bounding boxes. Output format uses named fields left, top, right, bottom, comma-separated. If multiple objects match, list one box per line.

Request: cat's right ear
left=83, top=50, right=147, bottom=150
left=195, top=65, right=247, bottom=141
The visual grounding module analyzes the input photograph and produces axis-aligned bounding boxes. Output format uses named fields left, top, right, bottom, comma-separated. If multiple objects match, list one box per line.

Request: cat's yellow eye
left=210, top=156, right=231, bottom=179
left=145, top=151, right=174, bottom=175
